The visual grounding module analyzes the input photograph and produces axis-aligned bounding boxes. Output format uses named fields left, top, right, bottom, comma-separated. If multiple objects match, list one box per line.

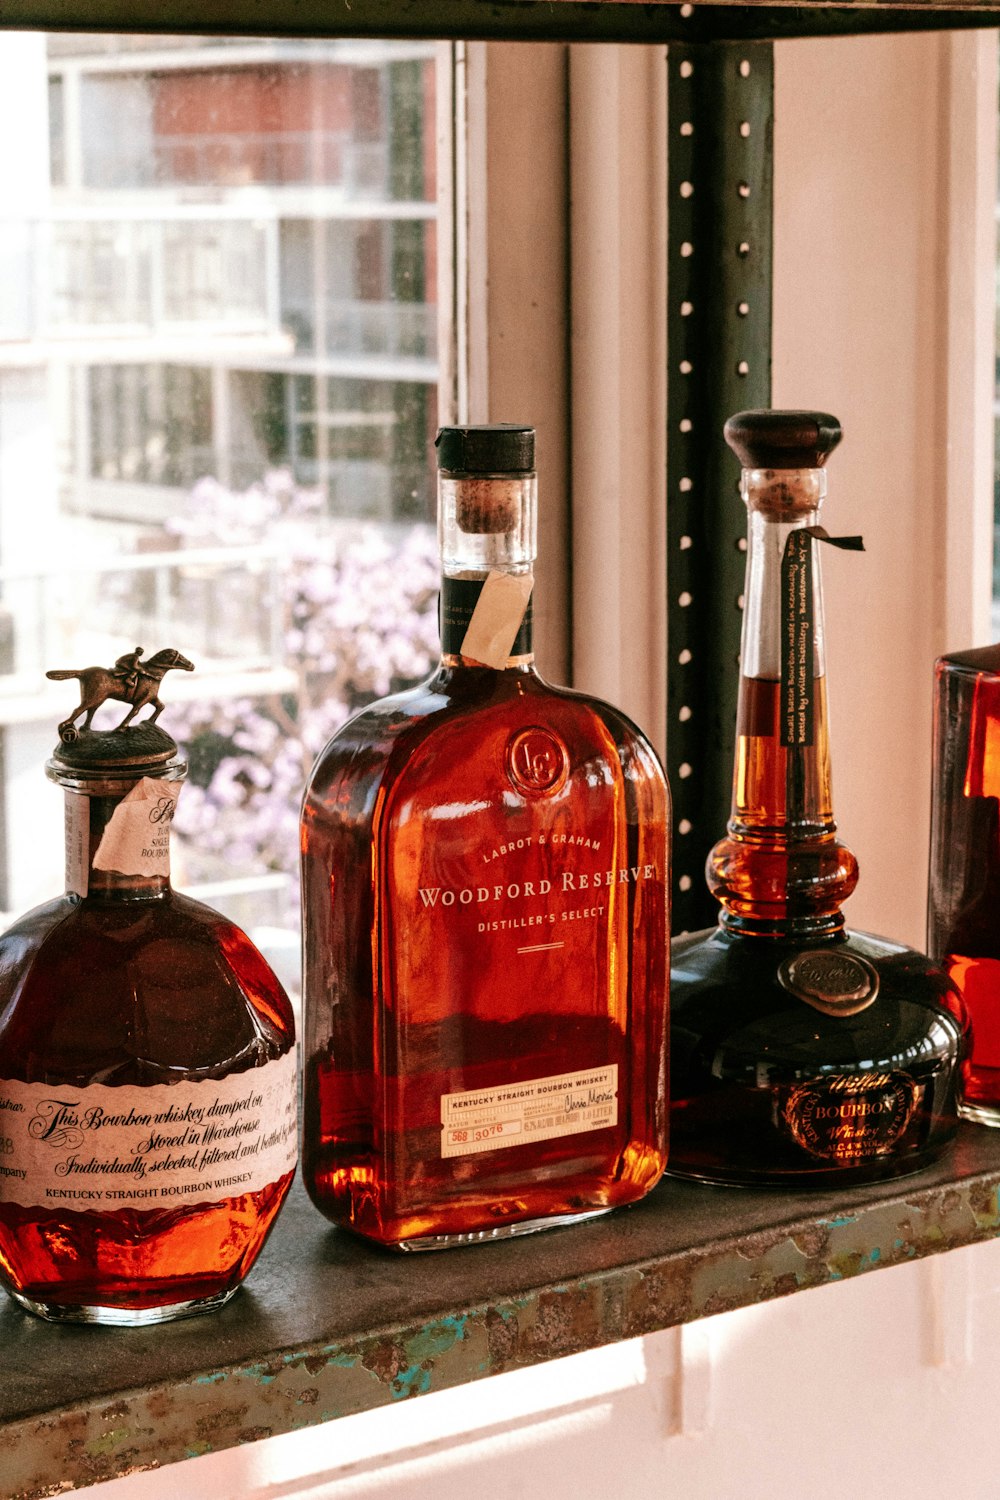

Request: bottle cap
left=45, top=647, right=192, bottom=780
left=435, top=425, right=535, bottom=475
left=724, top=410, right=842, bottom=470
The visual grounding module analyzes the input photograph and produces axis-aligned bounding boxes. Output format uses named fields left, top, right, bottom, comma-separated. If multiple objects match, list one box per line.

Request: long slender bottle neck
left=708, top=467, right=858, bottom=938
left=438, top=471, right=536, bottom=670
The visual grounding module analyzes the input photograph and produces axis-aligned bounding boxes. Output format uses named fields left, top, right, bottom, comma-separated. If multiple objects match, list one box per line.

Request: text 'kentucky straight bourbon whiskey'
left=301, top=425, right=669, bottom=1249
left=669, top=412, right=967, bottom=1186
left=0, top=655, right=297, bottom=1324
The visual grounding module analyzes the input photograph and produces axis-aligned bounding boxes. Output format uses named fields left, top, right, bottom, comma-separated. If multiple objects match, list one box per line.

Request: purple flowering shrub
left=164, top=472, right=438, bottom=920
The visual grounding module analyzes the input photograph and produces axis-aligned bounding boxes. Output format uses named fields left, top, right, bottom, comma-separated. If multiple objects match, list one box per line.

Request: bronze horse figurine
left=46, top=648, right=194, bottom=742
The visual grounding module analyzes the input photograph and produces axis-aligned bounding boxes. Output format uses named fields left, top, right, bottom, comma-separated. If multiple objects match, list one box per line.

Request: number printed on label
left=440, top=1065, right=618, bottom=1159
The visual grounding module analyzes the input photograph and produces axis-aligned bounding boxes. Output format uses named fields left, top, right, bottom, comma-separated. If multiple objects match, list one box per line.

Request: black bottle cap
left=435, top=425, right=535, bottom=475
left=724, top=410, right=842, bottom=470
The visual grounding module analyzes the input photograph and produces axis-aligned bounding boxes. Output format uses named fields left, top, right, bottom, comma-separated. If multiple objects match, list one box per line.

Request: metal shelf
left=1, top=1, right=998, bottom=42
left=4, top=1123, right=1000, bottom=1497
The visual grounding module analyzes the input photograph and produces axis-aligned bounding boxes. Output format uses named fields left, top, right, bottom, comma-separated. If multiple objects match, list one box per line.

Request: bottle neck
left=438, top=471, right=536, bottom=670
left=708, top=467, right=858, bottom=938
left=62, top=775, right=181, bottom=901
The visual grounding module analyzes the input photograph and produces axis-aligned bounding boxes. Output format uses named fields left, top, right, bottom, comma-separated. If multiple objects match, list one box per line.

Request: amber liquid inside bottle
left=0, top=770, right=296, bottom=1324
left=301, top=461, right=669, bottom=1249
left=928, top=651, right=1000, bottom=1120
left=670, top=454, right=967, bottom=1186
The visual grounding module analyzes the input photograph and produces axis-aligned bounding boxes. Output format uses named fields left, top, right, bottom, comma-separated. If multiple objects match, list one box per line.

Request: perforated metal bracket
left=666, top=40, right=773, bottom=935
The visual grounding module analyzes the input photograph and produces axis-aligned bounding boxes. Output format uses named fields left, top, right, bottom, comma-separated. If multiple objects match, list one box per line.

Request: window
left=0, top=32, right=442, bottom=974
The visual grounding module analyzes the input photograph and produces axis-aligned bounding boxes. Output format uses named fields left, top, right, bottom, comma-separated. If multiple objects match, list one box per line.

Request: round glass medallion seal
left=777, top=949, right=879, bottom=1018
left=506, top=727, right=568, bottom=797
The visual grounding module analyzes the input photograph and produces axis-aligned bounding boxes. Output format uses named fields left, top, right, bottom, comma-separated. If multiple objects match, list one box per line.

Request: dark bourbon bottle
left=0, top=653, right=297, bottom=1323
left=301, top=425, right=669, bottom=1249
left=928, top=644, right=1000, bottom=1123
left=669, top=411, right=967, bottom=1186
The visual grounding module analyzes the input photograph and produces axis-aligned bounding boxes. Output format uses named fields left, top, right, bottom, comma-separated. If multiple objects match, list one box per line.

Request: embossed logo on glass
left=777, top=949, right=879, bottom=1017
left=506, top=727, right=568, bottom=797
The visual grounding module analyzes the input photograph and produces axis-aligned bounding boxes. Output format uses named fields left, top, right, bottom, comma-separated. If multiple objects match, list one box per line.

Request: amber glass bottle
left=669, top=411, right=967, bottom=1186
left=928, top=644, right=1000, bottom=1123
left=301, top=424, right=669, bottom=1249
left=0, top=715, right=297, bottom=1323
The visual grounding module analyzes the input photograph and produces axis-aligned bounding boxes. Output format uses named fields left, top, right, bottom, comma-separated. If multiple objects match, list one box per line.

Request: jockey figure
left=114, top=647, right=145, bottom=699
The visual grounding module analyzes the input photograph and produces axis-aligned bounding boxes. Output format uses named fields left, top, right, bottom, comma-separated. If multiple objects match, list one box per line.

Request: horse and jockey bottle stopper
left=46, top=645, right=193, bottom=740
left=0, top=648, right=298, bottom=1324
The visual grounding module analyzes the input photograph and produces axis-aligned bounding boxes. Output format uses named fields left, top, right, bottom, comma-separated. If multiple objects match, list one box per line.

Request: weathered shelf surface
left=4, top=1123, right=1000, bottom=1498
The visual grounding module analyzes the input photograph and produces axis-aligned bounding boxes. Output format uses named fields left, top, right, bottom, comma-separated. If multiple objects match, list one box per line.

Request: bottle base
left=959, top=1099, right=1000, bottom=1128
left=664, top=1146, right=949, bottom=1191
left=395, top=1206, right=612, bottom=1253
left=8, top=1284, right=240, bottom=1326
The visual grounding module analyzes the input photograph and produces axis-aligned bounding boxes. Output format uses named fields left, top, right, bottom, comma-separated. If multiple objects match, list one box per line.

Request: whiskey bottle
left=0, top=659, right=297, bottom=1323
left=669, top=411, right=967, bottom=1186
left=928, top=644, right=1000, bottom=1123
left=301, top=424, right=669, bottom=1249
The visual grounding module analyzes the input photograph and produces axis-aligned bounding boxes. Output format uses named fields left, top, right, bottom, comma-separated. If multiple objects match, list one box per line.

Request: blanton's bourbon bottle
left=669, top=412, right=967, bottom=1186
left=0, top=657, right=297, bottom=1323
left=301, top=425, right=669, bottom=1249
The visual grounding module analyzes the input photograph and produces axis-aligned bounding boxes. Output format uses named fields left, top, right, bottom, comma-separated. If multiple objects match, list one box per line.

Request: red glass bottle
left=301, top=425, right=669, bottom=1249
left=928, top=644, right=1000, bottom=1123
left=0, top=702, right=297, bottom=1324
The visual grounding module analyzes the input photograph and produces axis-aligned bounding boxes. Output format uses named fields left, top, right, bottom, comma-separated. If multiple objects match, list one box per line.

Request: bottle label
left=91, top=777, right=180, bottom=879
left=780, top=527, right=865, bottom=748
left=782, top=1071, right=917, bottom=1162
left=440, top=1064, right=618, bottom=1158
left=440, top=575, right=534, bottom=664
left=0, top=1048, right=298, bottom=1212
left=64, top=791, right=90, bottom=898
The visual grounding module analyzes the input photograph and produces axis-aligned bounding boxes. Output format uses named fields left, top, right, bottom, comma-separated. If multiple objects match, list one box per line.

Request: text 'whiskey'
left=669, top=411, right=967, bottom=1187
left=0, top=666, right=296, bottom=1324
left=301, top=425, right=670, bottom=1249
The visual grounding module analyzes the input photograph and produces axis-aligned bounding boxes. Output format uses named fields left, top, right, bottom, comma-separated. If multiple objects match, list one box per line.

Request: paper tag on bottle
left=0, top=1049, right=298, bottom=1212
left=440, top=1064, right=618, bottom=1158
left=780, top=527, right=864, bottom=748
left=460, top=571, right=534, bottom=669
left=92, top=778, right=180, bottom=878
left=64, top=791, right=90, bottom=899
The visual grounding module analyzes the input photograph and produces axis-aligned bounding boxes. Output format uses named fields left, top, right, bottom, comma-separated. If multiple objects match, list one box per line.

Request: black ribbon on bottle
left=780, top=526, right=864, bottom=748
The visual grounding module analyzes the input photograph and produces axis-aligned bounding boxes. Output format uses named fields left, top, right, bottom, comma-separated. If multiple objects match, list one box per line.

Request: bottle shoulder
left=0, top=889, right=294, bottom=1082
left=304, top=665, right=667, bottom=819
left=670, top=924, right=967, bottom=1077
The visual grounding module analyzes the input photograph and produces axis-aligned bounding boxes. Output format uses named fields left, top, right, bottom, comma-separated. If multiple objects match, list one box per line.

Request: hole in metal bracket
left=737, top=360, right=750, bottom=376
left=680, top=477, right=693, bottom=493
left=737, top=300, right=750, bottom=316
left=739, top=59, right=751, bottom=77
left=739, top=121, right=750, bottom=138
left=679, top=359, right=693, bottom=375
left=681, top=241, right=694, bottom=258
left=679, top=819, right=692, bottom=835
left=680, top=59, right=694, bottom=77
left=679, top=591, right=693, bottom=608
left=680, top=418, right=693, bottom=433
left=680, top=181, right=694, bottom=199
left=681, top=301, right=694, bottom=317
left=680, top=121, right=694, bottom=137
left=679, top=648, right=692, bottom=665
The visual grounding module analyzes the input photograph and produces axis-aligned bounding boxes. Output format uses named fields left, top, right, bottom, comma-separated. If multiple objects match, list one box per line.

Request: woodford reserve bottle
left=0, top=651, right=297, bottom=1323
left=669, top=411, right=968, bottom=1186
left=301, top=425, right=669, bottom=1249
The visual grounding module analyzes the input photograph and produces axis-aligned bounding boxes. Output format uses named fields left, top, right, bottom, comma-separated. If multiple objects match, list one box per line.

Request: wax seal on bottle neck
left=724, top=410, right=842, bottom=471
left=44, top=645, right=193, bottom=781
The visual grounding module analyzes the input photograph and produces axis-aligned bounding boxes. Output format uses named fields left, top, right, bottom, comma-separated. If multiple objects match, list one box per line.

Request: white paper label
left=92, top=777, right=180, bottom=879
left=460, top=570, right=534, bottom=669
left=440, top=1064, right=618, bottom=1159
left=0, top=1049, right=297, bottom=1211
left=64, top=791, right=90, bottom=898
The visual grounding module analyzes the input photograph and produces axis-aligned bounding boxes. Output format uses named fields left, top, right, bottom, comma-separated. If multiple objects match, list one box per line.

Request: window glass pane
left=0, top=34, right=443, bottom=994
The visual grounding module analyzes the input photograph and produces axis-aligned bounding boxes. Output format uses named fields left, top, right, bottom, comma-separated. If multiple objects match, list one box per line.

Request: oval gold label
left=783, top=1071, right=917, bottom=1162
left=777, top=949, right=879, bottom=1017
